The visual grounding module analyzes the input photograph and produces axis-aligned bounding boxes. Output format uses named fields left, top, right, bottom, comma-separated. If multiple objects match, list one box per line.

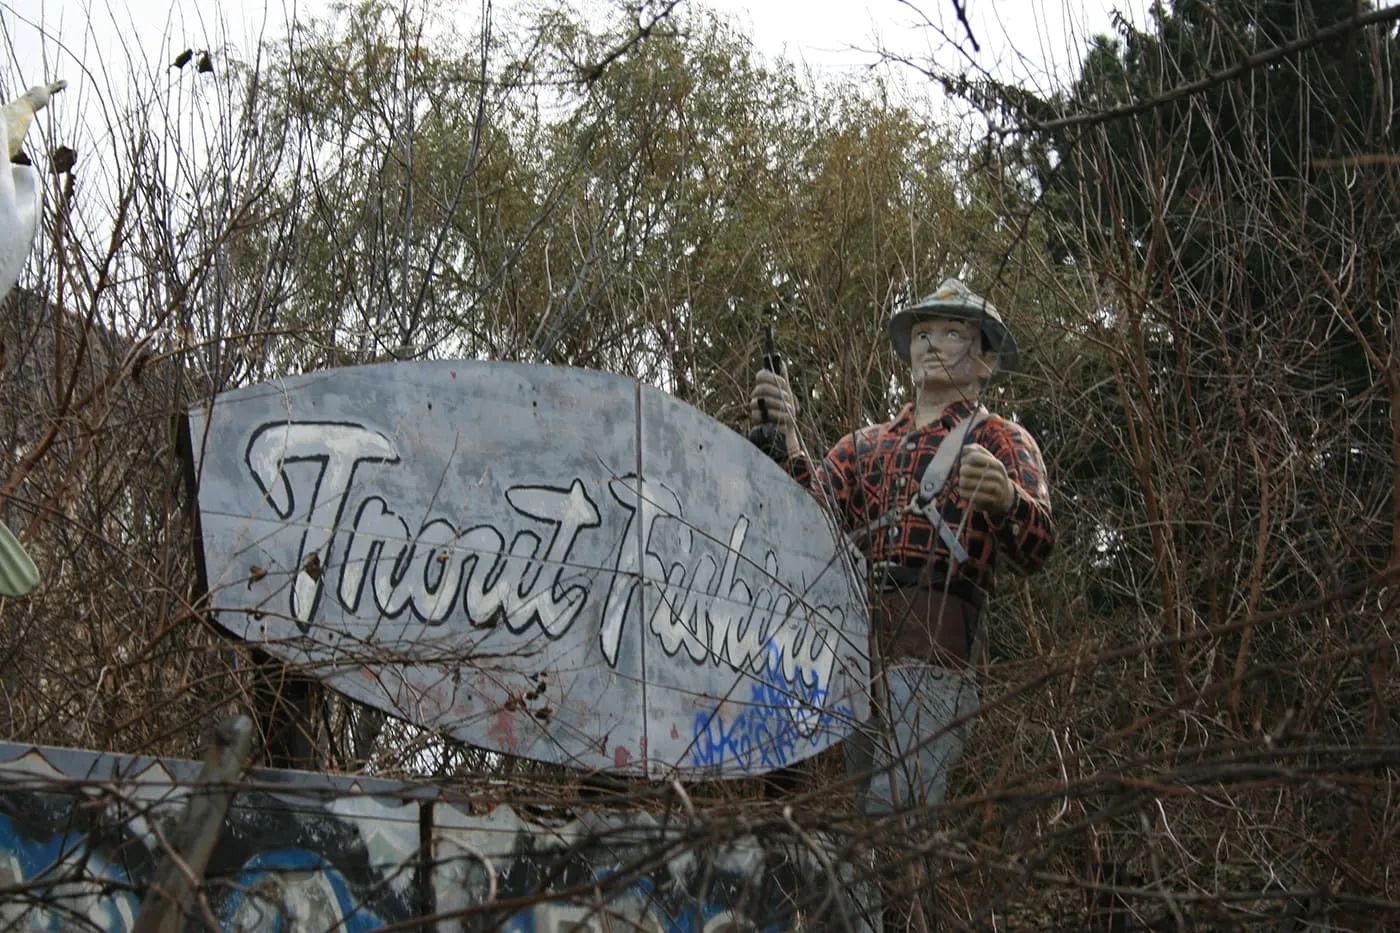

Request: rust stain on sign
left=488, top=708, right=518, bottom=752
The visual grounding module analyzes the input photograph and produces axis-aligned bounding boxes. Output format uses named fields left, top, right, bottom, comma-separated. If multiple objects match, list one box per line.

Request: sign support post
left=132, top=715, right=256, bottom=933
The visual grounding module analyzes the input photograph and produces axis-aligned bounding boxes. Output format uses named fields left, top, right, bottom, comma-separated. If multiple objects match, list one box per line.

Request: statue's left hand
left=957, top=444, right=1015, bottom=519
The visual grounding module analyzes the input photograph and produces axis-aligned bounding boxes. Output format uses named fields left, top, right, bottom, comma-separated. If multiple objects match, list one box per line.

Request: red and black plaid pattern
left=788, top=399, right=1056, bottom=595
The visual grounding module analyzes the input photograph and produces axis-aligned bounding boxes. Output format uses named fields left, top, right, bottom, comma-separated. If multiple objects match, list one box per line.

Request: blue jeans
left=845, top=662, right=979, bottom=818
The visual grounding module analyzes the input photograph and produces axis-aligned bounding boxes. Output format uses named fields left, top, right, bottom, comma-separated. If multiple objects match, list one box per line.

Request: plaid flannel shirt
left=787, top=399, right=1056, bottom=599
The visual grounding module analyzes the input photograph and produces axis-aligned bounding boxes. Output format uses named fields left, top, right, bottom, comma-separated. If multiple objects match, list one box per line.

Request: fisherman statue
left=751, top=279, right=1057, bottom=921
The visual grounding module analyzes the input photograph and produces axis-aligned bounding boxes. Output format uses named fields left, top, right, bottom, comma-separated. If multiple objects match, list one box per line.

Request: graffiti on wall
left=689, top=647, right=853, bottom=772
left=186, top=362, right=869, bottom=777
left=0, top=742, right=873, bottom=933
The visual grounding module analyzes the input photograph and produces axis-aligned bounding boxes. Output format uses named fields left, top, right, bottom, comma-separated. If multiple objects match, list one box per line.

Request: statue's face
left=908, top=316, right=990, bottom=391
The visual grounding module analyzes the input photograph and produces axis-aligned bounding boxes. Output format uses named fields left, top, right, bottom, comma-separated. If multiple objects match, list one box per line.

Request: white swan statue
left=0, top=79, right=65, bottom=598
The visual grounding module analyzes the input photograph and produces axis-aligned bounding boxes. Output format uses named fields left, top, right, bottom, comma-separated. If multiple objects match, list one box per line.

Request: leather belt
left=871, top=562, right=985, bottom=605
left=869, top=563, right=984, bottom=666
left=874, top=563, right=931, bottom=591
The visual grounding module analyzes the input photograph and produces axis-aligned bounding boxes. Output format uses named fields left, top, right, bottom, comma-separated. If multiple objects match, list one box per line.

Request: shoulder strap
left=852, top=405, right=989, bottom=550
left=915, top=404, right=988, bottom=507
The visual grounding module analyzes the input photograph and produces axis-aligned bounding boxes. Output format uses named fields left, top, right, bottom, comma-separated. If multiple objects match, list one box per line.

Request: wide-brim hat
left=889, top=277, right=1019, bottom=382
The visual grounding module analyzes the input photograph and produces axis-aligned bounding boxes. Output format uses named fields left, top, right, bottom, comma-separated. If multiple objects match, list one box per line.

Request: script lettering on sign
left=247, top=422, right=604, bottom=637
left=190, top=361, right=869, bottom=776
left=246, top=422, right=400, bottom=626
left=598, top=476, right=843, bottom=735
left=247, top=422, right=845, bottom=715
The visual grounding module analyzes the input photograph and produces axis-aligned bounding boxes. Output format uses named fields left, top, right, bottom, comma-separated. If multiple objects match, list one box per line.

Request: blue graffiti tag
left=690, top=649, right=852, bottom=772
left=0, top=813, right=140, bottom=933
left=221, top=849, right=384, bottom=933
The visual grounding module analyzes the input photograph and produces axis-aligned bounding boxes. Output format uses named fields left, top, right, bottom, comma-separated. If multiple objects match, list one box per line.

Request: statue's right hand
left=750, top=369, right=798, bottom=429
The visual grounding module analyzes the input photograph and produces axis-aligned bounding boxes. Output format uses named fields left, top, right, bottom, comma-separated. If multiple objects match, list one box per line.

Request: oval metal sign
left=185, top=361, right=869, bottom=778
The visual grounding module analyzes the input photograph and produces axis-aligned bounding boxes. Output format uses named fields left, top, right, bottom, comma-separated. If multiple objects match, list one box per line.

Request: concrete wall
left=0, top=742, right=871, bottom=932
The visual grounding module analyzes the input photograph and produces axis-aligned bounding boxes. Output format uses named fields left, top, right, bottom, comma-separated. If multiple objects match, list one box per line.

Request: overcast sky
left=1, top=0, right=1150, bottom=251
left=705, top=0, right=1148, bottom=88
left=4, top=0, right=1149, bottom=101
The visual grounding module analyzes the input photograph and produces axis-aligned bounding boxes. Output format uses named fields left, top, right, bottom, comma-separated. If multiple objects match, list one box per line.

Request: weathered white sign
left=185, top=362, right=869, bottom=778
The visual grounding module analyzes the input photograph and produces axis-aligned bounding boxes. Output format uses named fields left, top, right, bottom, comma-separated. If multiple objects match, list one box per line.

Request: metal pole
left=132, top=714, right=255, bottom=933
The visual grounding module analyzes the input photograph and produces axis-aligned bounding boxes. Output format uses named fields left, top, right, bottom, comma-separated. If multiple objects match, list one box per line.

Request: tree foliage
left=925, top=0, right=1400, bottom=925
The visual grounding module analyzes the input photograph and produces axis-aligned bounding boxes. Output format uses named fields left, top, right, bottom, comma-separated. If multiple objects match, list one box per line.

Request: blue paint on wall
left=221, top=850, right=386, bottom=932
left=0, top=812, right=142, bottom=932
left=0, top=742, right=872, bottom=932
left=690, top=649, right=853, bottom=771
